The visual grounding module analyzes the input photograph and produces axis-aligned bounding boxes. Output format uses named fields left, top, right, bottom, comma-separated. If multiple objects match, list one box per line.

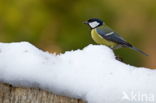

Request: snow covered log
left=0, top=42, right=156, bottom=103
left=0, top=83, right=84, bottom=103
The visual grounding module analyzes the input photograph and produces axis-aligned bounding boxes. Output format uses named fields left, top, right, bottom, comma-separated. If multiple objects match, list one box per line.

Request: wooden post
left=0, top=83, right=85, bottom=103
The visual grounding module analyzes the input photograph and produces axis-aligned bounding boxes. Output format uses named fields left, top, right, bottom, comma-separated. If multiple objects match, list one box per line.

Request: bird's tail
left=129, top=46, right=149, bottom=56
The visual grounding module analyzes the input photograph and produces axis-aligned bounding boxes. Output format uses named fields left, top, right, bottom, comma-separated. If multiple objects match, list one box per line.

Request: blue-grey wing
left=96, top=28, right=132, bottom=47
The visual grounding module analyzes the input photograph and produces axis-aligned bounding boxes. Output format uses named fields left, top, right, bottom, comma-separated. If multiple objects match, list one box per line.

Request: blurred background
left=0, top=0, right=156, bottom=68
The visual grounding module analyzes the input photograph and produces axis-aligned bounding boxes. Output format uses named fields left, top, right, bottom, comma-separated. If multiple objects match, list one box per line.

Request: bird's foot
left=115, top=55, right=123, bottom=62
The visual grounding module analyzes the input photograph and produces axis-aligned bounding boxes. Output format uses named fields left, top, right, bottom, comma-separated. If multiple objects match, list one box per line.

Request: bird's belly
left=91, top=29, right=117, bottom=48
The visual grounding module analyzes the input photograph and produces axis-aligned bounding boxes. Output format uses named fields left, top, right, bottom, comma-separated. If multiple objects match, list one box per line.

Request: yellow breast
left=91, top=29, right=117, bottom=48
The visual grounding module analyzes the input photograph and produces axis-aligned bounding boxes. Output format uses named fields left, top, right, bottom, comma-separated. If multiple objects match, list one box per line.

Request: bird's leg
left=113, top=45, right=122, bottom=49
left=115, top=55, right=123, bottom=62
left=112, top=45, right=123, bottom=62
left=109, top=46, right=124, bottom=62
left=111, top=45, right=124, bottom=62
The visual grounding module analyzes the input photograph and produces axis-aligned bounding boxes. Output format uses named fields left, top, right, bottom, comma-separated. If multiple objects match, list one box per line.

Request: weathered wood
left=0, top=83, right=85, bottom=103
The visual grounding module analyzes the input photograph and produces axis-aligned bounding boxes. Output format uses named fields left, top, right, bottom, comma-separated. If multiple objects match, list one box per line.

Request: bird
left=84, top=18, right=148, bottom=56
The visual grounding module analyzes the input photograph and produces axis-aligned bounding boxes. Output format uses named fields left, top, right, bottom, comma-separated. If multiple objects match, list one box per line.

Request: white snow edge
left=0, top=42, right=155, bottom=103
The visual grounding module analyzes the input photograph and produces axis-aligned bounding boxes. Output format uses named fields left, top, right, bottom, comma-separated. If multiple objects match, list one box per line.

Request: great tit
left=84, top=18, right=148, bottom=56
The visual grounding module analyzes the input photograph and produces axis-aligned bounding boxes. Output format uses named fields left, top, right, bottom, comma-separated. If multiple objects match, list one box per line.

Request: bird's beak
left=83, top=21, right=88, bottom=24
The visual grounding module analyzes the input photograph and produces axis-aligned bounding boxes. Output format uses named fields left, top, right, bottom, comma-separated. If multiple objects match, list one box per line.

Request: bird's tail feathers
left=129, top=46, right=149, bottom=56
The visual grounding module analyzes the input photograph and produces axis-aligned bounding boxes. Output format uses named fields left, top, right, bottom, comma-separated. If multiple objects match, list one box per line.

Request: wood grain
left=0, top=83, right=85, bottom=103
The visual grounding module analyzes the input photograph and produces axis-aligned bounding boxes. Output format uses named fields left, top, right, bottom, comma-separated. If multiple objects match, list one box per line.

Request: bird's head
left=84, top=18, right=104, bottom=29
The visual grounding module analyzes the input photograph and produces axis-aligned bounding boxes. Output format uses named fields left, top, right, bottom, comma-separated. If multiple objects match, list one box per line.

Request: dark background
left=0, top=0, right=156, bottom=68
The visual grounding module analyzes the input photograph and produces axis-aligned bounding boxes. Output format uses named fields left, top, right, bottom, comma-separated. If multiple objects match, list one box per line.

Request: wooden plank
left=0, top=83, right=85, bottom=103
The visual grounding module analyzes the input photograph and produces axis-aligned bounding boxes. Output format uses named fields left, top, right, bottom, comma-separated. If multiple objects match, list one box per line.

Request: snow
left=0, top=42, right=156, bottom=103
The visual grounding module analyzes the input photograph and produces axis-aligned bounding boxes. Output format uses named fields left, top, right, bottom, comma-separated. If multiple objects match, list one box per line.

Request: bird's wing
left=96, top=28, right=132, bottom=47
left=96, top=28, right=149, bottom=56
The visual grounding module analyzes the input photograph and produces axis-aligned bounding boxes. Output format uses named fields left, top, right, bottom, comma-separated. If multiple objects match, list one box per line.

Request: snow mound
left=0, top=42, right=156, bottom=103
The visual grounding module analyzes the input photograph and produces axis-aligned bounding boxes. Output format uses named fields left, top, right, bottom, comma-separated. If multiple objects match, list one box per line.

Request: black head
left=84, top=18, right=104, bottom=29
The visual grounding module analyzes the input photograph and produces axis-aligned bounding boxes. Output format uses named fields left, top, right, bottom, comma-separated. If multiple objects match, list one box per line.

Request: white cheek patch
left=89, top=21, right=99, bottom=28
